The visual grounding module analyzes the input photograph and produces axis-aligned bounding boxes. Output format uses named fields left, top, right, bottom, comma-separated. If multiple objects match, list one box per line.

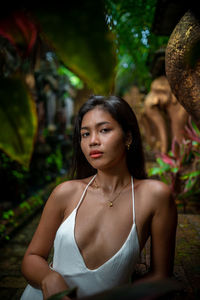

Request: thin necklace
left=93, top=177, right=131, bottom=207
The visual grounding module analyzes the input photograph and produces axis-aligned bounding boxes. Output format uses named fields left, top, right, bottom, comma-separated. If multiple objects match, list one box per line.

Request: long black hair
left=70, top=95, right=147, bottom=179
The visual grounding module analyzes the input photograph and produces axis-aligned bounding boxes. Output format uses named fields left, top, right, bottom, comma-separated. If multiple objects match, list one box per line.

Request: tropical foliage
left=0, top=76, right=37, bottom=167
left=148, top=118, right=200, bottom=212
left=0, top=47, right=74, bottom=210
left=31, top=2, right=116, bottom=95
left=0, top=1, right=116, bottom=167
left=105, top=0, right=169, bottom=94
left=0, top=172, right=70, bottom=242
left=0, top=1, right=173, bottom=167
left=1, top=1, right=198, bottom=216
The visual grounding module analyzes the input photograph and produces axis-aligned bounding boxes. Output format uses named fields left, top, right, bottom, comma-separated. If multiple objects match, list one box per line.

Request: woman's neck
left=95, top=165, right=131, bottom=194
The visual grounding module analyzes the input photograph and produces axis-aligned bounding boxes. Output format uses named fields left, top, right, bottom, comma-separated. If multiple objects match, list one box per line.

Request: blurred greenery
left=0, top=1, right=190, bottom=214
left=32, top=1, right=116, bottom=95
left=148, top=118, right=200, bottom=213
left=0, top=76, right=37, bottom=167
left=0, top=171, right=71, bottom=241
left=105, top=0, right=169, bottom=94
left=58, top=66, right=84, bottom=89
left=0, top=0, right=171, bottom=167
left=0, top=0, right=116, bottom=167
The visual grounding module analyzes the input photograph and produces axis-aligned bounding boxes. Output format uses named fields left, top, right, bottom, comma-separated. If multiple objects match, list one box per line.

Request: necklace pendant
left=109, top=201, right=113, bottom=207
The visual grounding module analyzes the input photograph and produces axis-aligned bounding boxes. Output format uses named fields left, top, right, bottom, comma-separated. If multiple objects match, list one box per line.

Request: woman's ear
left=125, top=131, right=132, bottom=147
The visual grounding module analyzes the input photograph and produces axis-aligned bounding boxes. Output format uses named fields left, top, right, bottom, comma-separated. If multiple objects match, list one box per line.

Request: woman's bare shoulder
left=135, top=178, right=172, bottom=210
left=136, top=178, right=171, bottom=193
left=49, top=176, right=94, bottom=201
left=42, top=176, right=95, bottom=218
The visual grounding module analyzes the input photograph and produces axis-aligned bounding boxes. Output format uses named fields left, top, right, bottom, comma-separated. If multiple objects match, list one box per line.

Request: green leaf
left=160, top=175, right=169, bottom=184
left=156, top=157, right=169, bottom=168
left=180, top=170, right=200, bottom=180
left=148, top=167, right=162, bottom=176
left=2, top=209, right=14, bottom=219
left=171, top=167, right=178, bottom=173
left=180, top=174, right=189, bottom=180
left=33, top=1, right=116, bottom=94
left=58, top=66, right=83, bottom=89
left=185, top=178, right=195, bottom=191
left=191, top=119, right=200, bottom=136
left=0, top=76, right=37, bottom=168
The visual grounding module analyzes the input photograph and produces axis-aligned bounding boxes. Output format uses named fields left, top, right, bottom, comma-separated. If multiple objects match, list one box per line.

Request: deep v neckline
left=73, top=176, right=136, bottom=272
left=73, top=213, right=135, bottom=272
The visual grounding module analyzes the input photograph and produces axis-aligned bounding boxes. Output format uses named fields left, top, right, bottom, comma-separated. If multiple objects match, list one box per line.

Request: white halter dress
left=20, top=175, right=140, bottom=299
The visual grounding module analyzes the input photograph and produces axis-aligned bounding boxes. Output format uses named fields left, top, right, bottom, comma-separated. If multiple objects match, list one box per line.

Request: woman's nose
left=90, top=132, right=100, bottom=146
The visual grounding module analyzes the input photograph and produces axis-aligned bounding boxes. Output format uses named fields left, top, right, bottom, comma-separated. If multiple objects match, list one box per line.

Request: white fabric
left=20, top=175, right=140, bottom=299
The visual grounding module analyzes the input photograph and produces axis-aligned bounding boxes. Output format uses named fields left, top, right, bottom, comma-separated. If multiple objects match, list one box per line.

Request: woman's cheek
left=109, top=136, right=125, bottom=151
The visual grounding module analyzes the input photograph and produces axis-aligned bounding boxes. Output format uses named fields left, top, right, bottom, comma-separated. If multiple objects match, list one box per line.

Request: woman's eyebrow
left=81, top=121, right=110, bottom=130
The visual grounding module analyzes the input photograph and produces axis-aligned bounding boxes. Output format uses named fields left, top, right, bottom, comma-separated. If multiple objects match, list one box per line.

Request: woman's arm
left=21, top=181, right=75, bottom=299
left=150, top=183, right=177, bottom=279
left=135, top=181, right=177, bottom=283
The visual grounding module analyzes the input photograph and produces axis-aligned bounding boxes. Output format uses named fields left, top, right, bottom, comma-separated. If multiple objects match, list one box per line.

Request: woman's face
left=80, top=107, right=127, bottom=171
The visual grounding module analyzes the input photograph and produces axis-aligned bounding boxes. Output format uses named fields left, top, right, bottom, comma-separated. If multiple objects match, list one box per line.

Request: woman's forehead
left=81, top=107, right=116, bottom=125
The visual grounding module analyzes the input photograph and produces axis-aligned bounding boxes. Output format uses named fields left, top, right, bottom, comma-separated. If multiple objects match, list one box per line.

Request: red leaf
left=13, top=12, right=37, bottom=55
left=160, top=154, right=175, bottom=166
left=184, top=117, right=200, bottom=143
left=0, top=10, right=38, bottom=57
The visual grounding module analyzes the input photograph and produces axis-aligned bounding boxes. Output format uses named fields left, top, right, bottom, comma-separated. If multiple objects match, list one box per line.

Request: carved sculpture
left=142, top=76, right=189, bottom=153
left=165, top=10, right=200, bottom=129
left=123, top=85, right=145, bottom=118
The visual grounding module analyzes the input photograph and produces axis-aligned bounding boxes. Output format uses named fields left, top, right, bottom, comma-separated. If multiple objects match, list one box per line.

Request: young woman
left=20, top=95, right=177, bottom=300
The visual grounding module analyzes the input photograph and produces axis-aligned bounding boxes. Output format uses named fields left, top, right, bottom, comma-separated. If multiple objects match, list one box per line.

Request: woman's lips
left=90, top=151, right=103, bottom=158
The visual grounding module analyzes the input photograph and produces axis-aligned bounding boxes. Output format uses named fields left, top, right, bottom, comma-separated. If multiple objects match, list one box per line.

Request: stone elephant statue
left=165, top=9, right=200, bottom=129
left=142, top=76, right=189, bottom=153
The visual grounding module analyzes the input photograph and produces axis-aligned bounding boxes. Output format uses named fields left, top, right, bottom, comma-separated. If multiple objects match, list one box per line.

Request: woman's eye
left=81, top=132, right=89, bottom=138
left=100, top=128, right=111, bottom=133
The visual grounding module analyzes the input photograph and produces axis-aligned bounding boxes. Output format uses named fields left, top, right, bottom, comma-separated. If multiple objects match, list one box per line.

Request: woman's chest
left=74, top=198, right=134, bottom=269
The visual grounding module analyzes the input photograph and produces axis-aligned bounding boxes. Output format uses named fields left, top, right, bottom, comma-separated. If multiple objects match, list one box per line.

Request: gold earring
left=127, top=143, right=131, bottom=150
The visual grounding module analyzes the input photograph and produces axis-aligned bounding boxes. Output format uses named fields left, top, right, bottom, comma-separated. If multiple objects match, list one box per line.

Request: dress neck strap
left=76, top=175, right=135, bottom=221
left=76, top=174, right=97, bottom=210
left=131, top=176, right=135, bottom=223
